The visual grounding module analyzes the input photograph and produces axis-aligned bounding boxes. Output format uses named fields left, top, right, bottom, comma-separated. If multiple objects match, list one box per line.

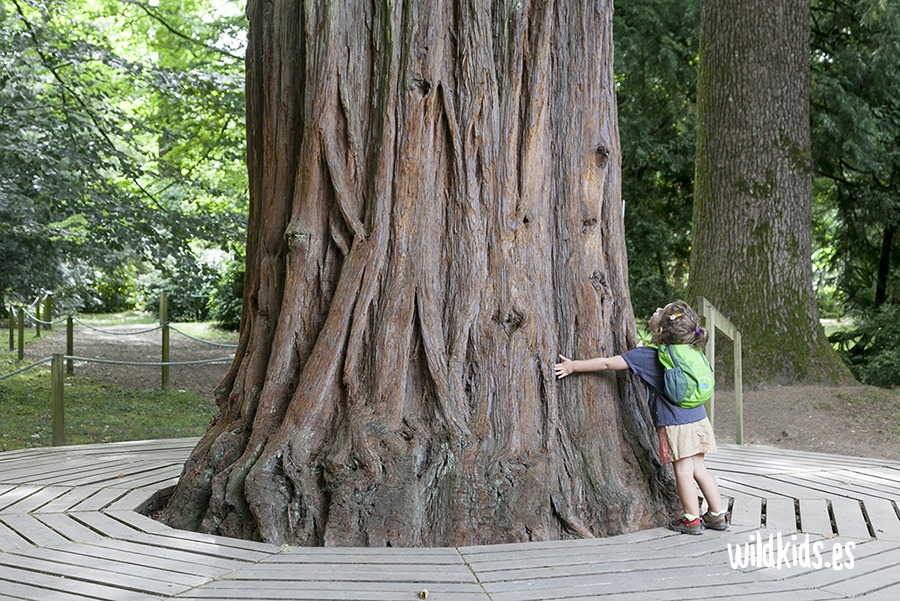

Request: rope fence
left=71, top=317, right=163, bottom=336
left=0, top=350, right=234, bottom=447
left=169, top=325, right=239, bottom=349
left=0, top=356, right=54, bottom=383
left=7, top=292, right=238, bottom=385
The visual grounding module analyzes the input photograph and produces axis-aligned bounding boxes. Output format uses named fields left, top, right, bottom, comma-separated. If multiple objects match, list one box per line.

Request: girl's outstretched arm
left=554, top=354, right=628, bottom=378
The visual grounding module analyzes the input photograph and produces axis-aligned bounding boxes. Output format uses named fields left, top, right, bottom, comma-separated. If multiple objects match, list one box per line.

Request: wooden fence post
left=160, top=291, right=169, bottom=390
left=696, top=296, right=743, bottom=445
left=51, top=354, right=65, bottom=446
left=67, top=316, right=74, bottom=375
left=35, top=305, right=41, bottom=338
left=44, top=294, right=53, bottom=330
left=7, top=307, right=13, bottom=351
left=734, top=331, right=743, bottom=444
left=17, top=308, right=24, bottom=361
left=700, top=297, right=717, bottom=427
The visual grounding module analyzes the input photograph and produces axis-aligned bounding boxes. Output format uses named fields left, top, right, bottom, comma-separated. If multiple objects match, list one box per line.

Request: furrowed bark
left=161, top=0, right=677, bottom=547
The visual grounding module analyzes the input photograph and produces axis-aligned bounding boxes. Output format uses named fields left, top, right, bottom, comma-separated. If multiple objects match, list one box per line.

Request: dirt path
left=23, top=323, right=234, bottom=402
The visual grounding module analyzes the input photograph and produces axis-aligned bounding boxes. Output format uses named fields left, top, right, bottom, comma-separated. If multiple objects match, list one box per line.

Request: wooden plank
left=728, top=494, right=762, bottom=529
left=40, top=461, right=178, bottom=487
left=103, top=472, right=179, bottom=491
left=85, top=536, right=250, bottom=572
left=179, top=587, right=490, bottom=600
left=830, top=497, right=872, bottom=539
left=43, top=539, right=238, bottom=579
left=104, top=486, right=163, bottom=512
left=262, top=550, right=465, bottom=565
left=740, top=473, right=839, bottom=500
left=145, top=527, right=279, bottom=554
left=0, top=579, right=109, bottom=601
left=712, top=444, right=900, bottom=469
left=468, top=553, right=717, bottom=583
left=0, top=486, right=71, bottom=515
left=67, top=510, right=143, bottom=539
left=480, top=563, right=760, bottom=600
left=764, top=497, right=798, bottom=534
left=228, top=565, right=477, bottom=583
left=65, top=487, right=127, bottom=512
left=460, top=538, right=713, bottom=572
left=7, top=546, right=210, bottom=589
left=0, top=519, right=33, bottom=552
left=32, top=513, right=107, bottom=544
left=0, top=486, right=43, bottom=513
left=179, top=581, right=490, bottom=600
left=565, top=582, right=844, bottom=601
left=125, top=531, right=273, bottom=562
left=0, top=459, right=117, bottom=484
left=103, top=510, right=172, bottom=534
left=776, top=470, right=900, bottom=501
left=799, top=499, right=834, bottom=536
left=0, top=563, right=164, bottom=601
left=862, top=498, right=900, bottom=541
left=0, top=514, right=70, bottom=548
left=789, top=542, right=900, bottom=594
left=32, top=487, right=102, bottom=514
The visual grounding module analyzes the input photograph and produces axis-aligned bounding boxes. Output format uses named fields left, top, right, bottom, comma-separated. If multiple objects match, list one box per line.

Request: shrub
left=830, top=303, right=900, bottom=387
left=208, top=255, right=244, bottom=331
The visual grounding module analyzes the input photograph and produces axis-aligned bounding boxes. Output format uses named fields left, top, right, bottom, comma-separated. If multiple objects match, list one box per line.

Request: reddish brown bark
left=161, top=0, right=676, bottom=547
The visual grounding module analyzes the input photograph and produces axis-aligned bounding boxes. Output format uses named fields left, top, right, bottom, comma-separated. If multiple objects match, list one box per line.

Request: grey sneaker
left=668, top=515, right=703, bottom=535
left=701, top=511, right=731, bottom=531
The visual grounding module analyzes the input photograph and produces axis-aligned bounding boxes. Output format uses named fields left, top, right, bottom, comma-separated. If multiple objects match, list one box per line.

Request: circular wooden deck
left=1, top=439, right=898, bottom=600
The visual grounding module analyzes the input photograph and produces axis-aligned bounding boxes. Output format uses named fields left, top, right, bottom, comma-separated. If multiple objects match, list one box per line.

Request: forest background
left=1, top=0, right=898, bottom=387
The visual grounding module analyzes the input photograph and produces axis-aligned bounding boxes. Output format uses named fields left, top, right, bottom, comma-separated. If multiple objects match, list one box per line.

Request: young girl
left=554, top=300, right=730, bottom=535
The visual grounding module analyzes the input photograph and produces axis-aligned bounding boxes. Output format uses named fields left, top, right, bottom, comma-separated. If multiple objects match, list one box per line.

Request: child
left=554, top=300, right=730, bottom=535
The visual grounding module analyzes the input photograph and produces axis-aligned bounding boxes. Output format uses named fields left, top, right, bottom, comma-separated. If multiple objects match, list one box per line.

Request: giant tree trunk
left=161, top=0, right=676, bottom=547
left=689, top=0, right=854, bottom=386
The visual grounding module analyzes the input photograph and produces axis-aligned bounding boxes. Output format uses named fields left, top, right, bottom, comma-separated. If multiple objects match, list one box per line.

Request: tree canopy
left=0, top=0, right=248, bottom=313
left=3, top=0, right=899, bottom=384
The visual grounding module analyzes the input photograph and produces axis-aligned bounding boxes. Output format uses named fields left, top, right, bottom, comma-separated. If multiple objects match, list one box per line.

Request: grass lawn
left=1, top=318, right=220, bottom=451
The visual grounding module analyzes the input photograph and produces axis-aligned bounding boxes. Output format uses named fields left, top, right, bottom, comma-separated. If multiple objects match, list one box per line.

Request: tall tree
left=689, top=0, right=853, bottom=385
left=161, top=0, right=677, bottom=546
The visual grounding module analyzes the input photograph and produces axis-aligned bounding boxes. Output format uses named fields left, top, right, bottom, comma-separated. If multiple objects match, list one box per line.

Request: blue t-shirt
left=621, top=346, right=707, bottom=427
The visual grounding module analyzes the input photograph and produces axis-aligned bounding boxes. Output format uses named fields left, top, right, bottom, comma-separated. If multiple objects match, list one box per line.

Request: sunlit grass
left=0, top=318, right=220, bottom=451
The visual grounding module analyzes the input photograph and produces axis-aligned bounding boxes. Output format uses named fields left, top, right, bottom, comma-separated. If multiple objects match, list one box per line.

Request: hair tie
left=695, top=327, right=701, bottom=335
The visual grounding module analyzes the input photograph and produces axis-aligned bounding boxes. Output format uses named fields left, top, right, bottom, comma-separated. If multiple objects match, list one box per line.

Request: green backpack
left=654, top=344, right=714, bottom=408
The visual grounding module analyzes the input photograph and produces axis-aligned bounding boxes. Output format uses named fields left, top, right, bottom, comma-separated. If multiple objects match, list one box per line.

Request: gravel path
left=22, top=322, right=235, bottom=402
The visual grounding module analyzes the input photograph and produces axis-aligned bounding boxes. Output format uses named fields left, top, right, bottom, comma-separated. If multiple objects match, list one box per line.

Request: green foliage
left=811, top=0, right=900, bottom=311
left=0, top=0, right=248, bottom=313
left=131, top=248, right=231, bottom=322
left=614, top=0, right=700, bottom=320
left=829, top=304, right=900, bottom=386
left=208, top=253, right=244, bottom=331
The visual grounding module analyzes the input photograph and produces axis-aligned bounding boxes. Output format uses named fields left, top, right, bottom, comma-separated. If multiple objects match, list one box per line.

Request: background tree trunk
left=689, top=0, right=854, bottom=386
left=161, top=0, right=676, bottom=547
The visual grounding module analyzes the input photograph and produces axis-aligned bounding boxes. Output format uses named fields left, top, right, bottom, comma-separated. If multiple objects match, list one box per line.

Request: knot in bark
left=590, top=270, right=608, bottom=292
left=493, top=307, right=525, bottom=335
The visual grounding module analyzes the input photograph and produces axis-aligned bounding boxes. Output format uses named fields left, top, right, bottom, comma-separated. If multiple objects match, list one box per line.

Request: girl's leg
left=672, top=456, right=701, bottom=516
left=691, top=454, right=724, bottom=514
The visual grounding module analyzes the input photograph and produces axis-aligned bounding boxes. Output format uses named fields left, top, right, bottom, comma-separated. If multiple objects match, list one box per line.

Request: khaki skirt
left=657, top=417, right=717, bottom=464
